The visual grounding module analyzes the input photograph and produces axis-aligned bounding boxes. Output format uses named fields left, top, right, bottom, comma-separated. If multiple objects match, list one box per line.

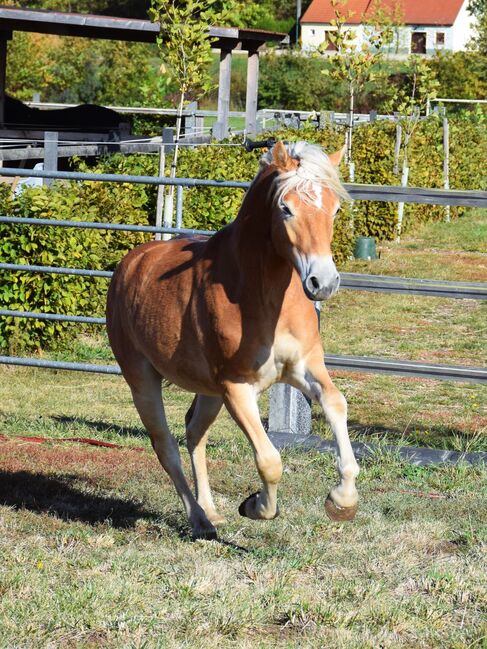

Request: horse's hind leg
left=125, top=358, right=217, bottom=540
left=185, top=395, right=225, bottom=526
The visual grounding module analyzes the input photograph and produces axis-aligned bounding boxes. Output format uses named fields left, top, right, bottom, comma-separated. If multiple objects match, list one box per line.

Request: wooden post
left=245, top=49, right=259, bottom=138
left=43, top=132, right=58, bottom=187
left=214, top=48, right=232, bottom=140
left=443, top=117, right=450, bottom=223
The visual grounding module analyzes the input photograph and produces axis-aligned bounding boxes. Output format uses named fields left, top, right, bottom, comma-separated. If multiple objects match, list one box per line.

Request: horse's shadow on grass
left=0, top=470, right=249, bottom=551
left=0, top=470, right=154, bottom=529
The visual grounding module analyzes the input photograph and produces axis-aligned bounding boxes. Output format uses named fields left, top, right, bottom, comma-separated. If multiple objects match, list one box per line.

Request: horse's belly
left=137, top=327, right=221, bottom=396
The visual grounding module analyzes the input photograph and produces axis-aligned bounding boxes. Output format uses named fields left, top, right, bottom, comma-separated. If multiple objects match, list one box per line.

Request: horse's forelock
left=260, top=141, right=349, bottom=206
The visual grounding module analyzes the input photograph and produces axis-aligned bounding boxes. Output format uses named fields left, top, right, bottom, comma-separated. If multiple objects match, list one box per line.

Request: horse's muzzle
left=301, top=256, right=340, bottom=301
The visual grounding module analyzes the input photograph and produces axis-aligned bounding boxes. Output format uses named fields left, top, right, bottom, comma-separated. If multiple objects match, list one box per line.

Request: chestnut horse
left=107, top=141, right=359, bottom=540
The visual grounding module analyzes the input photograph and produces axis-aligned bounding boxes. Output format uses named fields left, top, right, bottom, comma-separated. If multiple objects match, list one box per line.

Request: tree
left=389, top=56, right=439, bottom=238
left=468, top=0, right=487, bottom=56
left=318, top=0, right=396, bottom=179
left=148, top=0, right=233, bottom=235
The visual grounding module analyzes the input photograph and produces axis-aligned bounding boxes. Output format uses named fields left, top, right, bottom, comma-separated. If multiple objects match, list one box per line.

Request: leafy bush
left=0, top=180, right=151, bottom=353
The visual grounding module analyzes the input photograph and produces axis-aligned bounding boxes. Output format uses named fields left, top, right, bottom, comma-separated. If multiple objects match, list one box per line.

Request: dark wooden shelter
left=0, top=7, right=288, bottom=139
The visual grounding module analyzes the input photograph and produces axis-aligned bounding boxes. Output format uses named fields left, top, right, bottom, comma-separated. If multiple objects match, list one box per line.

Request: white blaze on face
left=311, top=181, right=322, bottom=209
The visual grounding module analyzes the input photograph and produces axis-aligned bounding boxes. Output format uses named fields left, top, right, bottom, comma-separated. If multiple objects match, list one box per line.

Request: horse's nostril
left=310, top=276, right=320, bottom=290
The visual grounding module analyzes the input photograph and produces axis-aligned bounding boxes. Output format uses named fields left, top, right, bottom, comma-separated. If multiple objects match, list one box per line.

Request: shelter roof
left=301, top=0, right=467, bottom=26
left=0, top=7, right=288, bottom=50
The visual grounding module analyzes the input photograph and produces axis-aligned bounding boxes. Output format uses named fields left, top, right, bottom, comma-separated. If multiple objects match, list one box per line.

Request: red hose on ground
left=0, top=433, right=145, bottom=452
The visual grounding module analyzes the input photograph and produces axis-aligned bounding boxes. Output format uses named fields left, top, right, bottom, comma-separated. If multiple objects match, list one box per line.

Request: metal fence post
left=443, top=117, right=450, bottom=223
left=393, top=121, right=402, bottom=176
left=175, top=186, right=184, bottom=229
left=43, top=132, right=58, bottom=186
left=162, top=128, right=175, bottom=241
left=186, top=101, right=198, bottom=137
left=155, top=139, right=165, bottom=242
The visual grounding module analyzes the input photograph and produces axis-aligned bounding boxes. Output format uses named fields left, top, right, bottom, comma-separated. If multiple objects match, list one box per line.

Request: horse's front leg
left=223, top=382, right=282, bottom=520
left=289, top=351, right=360, bottom=521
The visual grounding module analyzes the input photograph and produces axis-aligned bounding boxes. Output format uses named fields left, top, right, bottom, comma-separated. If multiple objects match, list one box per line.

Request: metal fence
left=0, top=165, right=486, bottom=387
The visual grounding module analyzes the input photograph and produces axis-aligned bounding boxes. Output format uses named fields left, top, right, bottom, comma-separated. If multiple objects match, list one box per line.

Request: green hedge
left=1, top=115, right=485, bottom=352
left=0, top=179, right=150, bottom=353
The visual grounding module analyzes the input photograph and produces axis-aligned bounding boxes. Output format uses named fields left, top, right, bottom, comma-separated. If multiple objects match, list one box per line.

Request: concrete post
left=267, top=304, right=321, bottom=437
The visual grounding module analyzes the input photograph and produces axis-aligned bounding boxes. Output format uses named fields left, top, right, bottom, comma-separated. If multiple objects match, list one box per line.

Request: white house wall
left=452, top=2, right=477, bottom=51
left=301, top=3, right=476, bottom=54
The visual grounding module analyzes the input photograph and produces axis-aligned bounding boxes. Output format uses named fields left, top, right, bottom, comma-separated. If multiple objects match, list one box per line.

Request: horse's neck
left=224, top=169, right=292, bottom=307
left=232, top=168, right=275, bottom=250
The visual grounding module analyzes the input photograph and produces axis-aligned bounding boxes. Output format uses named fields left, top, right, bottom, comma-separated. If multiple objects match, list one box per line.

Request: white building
left=301, top=0, right=477, bottom=55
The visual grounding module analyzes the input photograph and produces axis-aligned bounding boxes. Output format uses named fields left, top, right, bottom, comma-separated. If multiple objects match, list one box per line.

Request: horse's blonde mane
left=260, top=141, right=349, bottom=205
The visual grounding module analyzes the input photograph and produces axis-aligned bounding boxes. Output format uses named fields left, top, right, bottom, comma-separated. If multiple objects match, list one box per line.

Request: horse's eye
left=281, top=204, right=293, bottom=219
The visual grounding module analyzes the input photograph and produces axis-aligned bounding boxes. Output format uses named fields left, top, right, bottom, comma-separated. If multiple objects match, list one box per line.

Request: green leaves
left=149, top=0, right=234, bottom=103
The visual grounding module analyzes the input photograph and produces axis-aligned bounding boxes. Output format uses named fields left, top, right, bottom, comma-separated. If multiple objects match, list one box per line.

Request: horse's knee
left=256, top=448, right=283, bottom=485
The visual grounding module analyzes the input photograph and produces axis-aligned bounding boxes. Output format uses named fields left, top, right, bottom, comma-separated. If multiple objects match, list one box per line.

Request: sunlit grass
left=0, top=210, right=486, bottom=647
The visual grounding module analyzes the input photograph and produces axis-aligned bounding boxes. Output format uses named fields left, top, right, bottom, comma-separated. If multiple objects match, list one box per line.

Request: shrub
left=0, top=180, right=151, bottom=353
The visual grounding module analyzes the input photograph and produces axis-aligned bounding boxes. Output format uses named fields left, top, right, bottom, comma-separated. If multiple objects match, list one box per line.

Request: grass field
left=0, top=211, right=486, bottom=647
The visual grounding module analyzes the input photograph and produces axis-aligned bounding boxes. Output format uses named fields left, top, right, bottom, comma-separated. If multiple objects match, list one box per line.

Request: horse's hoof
left=192, top=524, right=218, bottom=541
left=325, top=495, right=358, bottom=522
left=238, top=492, right=279, bottom=520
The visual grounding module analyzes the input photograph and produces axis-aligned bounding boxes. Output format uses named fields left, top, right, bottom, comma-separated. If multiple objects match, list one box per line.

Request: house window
left=436, top=32, right=445, bottom=46
left=411, top=32, right=427, bottom=54
left=311, top=28, right=316, bottom=35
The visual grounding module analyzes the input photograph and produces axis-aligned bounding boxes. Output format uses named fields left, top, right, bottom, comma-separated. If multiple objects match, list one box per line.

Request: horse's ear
left=272, top=141, right=294, bottom=171
left=328, top=145, right=346, bottom=167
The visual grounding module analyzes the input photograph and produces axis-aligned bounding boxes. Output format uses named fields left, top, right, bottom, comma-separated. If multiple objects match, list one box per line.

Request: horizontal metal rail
left=0, top=356, right=121, bottom=375
left=0, top=216, right=214, bottom=236
left=0, top=166, right=250, bottom=190
left=1, top=166, right=486, bottom=207
left=1, top=354, right=485, bottom=384
left=0, top=263, right=112, bottom=278
left=340, top=273, right=487, bottom=300
left=325, top=355, right=487, bottom=383
left=2, top=261, right=486, bottom=300
left=0, top=309, right=105, bottom=324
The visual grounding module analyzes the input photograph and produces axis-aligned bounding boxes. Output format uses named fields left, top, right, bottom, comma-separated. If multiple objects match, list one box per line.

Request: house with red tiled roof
left=300, top=0, right=477, bottom=55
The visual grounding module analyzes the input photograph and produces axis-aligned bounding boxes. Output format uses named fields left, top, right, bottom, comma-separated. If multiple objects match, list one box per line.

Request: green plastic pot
left=353, top=236, right=377, bottom=260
